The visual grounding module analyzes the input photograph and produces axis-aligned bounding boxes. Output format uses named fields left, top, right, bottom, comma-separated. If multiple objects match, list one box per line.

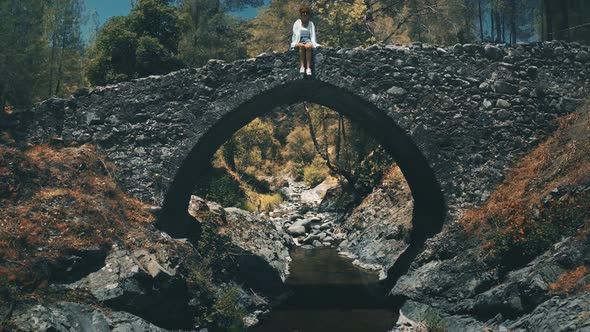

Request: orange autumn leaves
left=549, top=266, right=590, bottom=295
left=460, top=104, right=590, bottom=269
left=0, top=144, right=154, bottom=291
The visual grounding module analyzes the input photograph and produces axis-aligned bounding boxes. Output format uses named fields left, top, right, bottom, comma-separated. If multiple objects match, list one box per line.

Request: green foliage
left=178, top=0, right=249, bottom=67
left=221, top=118, right=283, bottom=176
left=206, top=104, right=394, bottom=207
left=85, top=0, right=183, bottom=85
left=304, top=157, right=328, bottom=188
left=212, top=286, right=246, bottom=332
left=240, top=172, right=271, bottom=194
left=259, top=192, right=285, bottom=212
left=420, top=308, right=447, bottom=332
left=128, top=0, right=181, bottom=52
left=44, top=0, right=86, bottom=98
left=0, top=0, right=46, bottom=109
left=135, top=34, right=182, bottom=77
left=404, top=0, right=477, bottom=44
left=182, top=215, right=247, bottom=330
left=290, top=160, right=307, bottom=181
left=312, top=0, right=376, bottom=48
left=194, top=167, right=247, bottom=207
left=284, top=126, right=316, bottom=166
left=86, top=17, right=137, bottom=85
left=305, top=103, right=380, bottom=195
left=353, top=147, right=394, bottom=196
left=245, top=0, right=302, bottom=56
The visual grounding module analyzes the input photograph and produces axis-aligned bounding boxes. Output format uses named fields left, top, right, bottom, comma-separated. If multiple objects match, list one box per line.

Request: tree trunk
left=494, top=10, right=502, bottom=42
left=491, top=9, right=495, bottom=41
left=55, top=45, right=65, bottom=96
left=560, top=0, right=569, bottom=41
left=55, top=1, right=71, bottom=97
left=364, top=0, right=373, bottom=23
left=222, top=138, right=237, bottom=171
left=335, top=115, right=342, bottom=162
left=545, top=0, right=553, bottom=40
left=48, top=36, right=57, bottom=97
left=538, top=0, right=547, bottom=41
left=502, top=13, right=506, bottom=43
left=510, top=0, right=516, bottom=44
left=0, top=81, right=5, bottom=113
left=478, top=0, right=484, bottom=41
left=303, top=102, right=356, bottom=189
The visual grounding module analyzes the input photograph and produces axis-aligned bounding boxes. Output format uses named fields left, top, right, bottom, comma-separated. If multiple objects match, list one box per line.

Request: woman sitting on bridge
left=290, top=6, right=320, bottom=76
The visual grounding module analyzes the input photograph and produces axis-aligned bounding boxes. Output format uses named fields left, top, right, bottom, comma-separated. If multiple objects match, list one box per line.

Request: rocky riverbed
left=301, top=168, right=590, bottom=332
left=8, top=193, right=295, bottom=331
left=7, top=174, right=588, bottom=331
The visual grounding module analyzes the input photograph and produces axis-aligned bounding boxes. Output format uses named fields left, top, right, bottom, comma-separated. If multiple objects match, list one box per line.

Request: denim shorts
left=299, top=36, right=312, bottom=44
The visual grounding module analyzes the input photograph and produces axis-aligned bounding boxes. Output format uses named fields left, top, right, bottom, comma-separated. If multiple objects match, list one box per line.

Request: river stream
left=248, top=244, right=398, bottom=331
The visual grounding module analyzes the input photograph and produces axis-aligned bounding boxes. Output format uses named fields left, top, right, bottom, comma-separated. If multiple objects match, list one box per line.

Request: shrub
left=353, top=146, right=394, bottom=196
left=303, top=157, right=328, bottom=187
left=241, top=192, right=285, bottom=212
left=194, top=167, right=247, bottom=207
left=486, top=186, right=589, bottom=270
left=212, top=286, right=246, bottom=332
left=420, top=308, right=447, bottom=332
left=284, top=126, right=315, bottom=166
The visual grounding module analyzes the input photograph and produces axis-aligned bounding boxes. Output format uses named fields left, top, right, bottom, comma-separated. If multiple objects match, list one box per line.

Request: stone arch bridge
left=16, top=42, right=590, bottom=250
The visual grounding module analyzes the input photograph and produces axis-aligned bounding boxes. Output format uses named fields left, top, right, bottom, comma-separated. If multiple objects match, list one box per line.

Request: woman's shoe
left=306, top=68, right=312, bottom=75
left=299, top=66, right=305, bottom=74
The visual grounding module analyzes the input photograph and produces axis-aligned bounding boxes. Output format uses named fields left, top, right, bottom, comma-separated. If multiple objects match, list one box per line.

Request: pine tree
left=177, top=0, right=253, bottom=67
left=0, top=0, right=47, bottom=110
left=45, top=0, right=86, bottom=98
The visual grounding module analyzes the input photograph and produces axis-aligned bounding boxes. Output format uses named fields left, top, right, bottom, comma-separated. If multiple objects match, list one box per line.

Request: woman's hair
left=299, top=6, right=311, bottom=15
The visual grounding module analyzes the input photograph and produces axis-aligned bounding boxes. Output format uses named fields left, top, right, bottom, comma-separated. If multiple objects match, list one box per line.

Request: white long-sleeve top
left=290, top=19, right=320, bottom=48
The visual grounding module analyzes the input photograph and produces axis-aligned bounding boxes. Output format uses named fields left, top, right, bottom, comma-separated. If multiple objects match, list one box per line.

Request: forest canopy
left=0, top=0, right=588, bottom=110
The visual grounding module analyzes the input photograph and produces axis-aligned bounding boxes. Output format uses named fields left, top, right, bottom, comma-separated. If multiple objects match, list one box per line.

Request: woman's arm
left=290, top=20, right=300, bottom=48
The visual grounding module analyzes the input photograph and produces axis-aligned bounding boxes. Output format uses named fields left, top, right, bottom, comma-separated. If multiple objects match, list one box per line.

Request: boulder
left=493, top=80, right=519, bottom=95
left=287, top=225, right=306, bottom=236
left=12, top=302, right=166, bottom=332
left=289, top=214, right=304, bottom=221
left=575, top=50, right=589, bottom=63
left=484, top=45, right=504, bottom=60
left=292, top=218, right=312, bottom=229
left=320, top=222, right=333, bottom=230
left=69, top=249, right=190, bottom=330
left=387, top=86, right=407, bottom=96
left=496, top=99, right=511, bottom=109
left=303, top=234, right=322, bottom=244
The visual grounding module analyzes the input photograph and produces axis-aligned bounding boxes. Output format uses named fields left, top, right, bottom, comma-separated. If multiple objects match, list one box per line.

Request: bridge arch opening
left=158, top=79, right=445, bottom=286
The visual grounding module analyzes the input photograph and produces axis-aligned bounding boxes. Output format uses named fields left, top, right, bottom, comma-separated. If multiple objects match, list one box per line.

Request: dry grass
left=460, top=101, right=590, bottom=266
left=382, top=163, right=408, bottom=188
left=221, top=166, right=286, bottom=212
left=0, top=143, right=257, bottom=331
left=549, top=266, right=589, bottom=295
left=0, top=144, right=154, bottom=293
left=243, top=192, right=285, bottom=212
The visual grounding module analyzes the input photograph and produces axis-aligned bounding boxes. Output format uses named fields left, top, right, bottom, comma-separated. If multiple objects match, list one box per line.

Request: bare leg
left=305, top=43, right=312, bottom=68
left=297, top=43, right=305, bottom=68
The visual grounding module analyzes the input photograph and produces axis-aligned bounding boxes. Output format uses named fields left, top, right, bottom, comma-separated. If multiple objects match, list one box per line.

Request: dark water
left=248, top=247, right=398, bottom=332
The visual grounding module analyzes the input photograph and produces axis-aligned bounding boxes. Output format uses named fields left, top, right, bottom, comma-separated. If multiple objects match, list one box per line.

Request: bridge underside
left=156, top=80, right=446, bottom=285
